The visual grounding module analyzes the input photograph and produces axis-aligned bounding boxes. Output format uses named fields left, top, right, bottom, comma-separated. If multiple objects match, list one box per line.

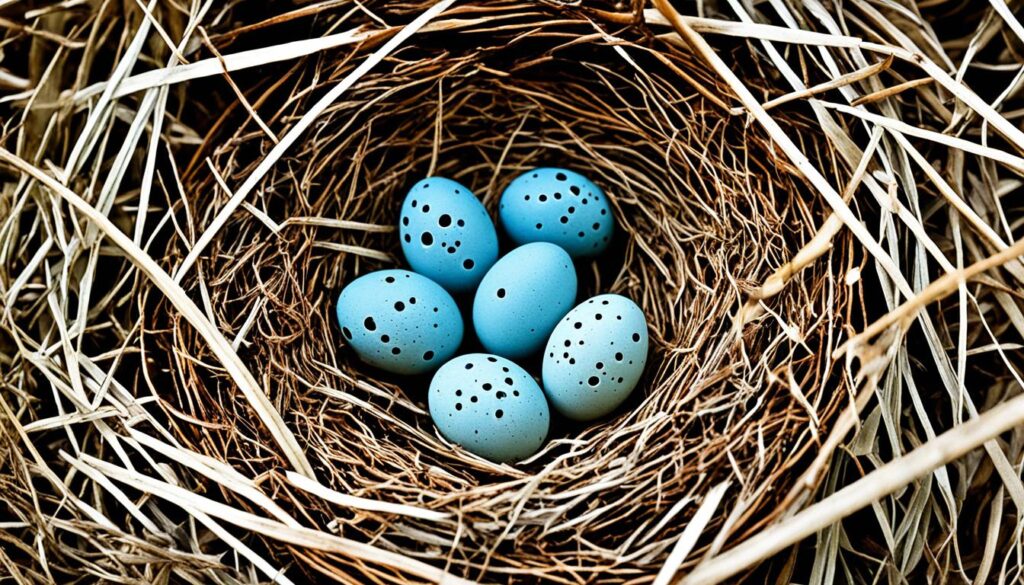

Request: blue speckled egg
left=429, top=354, right=550, bottom=463
left=473, top=243, right=577, bottom=360
left=541, top=294, right=648, bottom=421
left=336, top=269, right=463, bottom=375
left=498, top=168, right=614, bottom=258
left=399, top=177, right=499, bottom=293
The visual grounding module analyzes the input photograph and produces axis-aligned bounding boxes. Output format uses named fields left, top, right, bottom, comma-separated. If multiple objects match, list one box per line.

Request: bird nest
left=146, top=2, right=858, bottom=582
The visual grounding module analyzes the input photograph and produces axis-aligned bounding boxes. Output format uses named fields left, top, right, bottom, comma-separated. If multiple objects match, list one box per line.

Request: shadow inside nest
left=143, top=4, right=858, bottom=582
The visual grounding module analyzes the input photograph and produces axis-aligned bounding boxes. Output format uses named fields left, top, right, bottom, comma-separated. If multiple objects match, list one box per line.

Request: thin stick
left=850, top=77, right=934, bottom=106
left=837, top=238, right=1024, bottom=358
left=760, top=55, right=892, bottom=111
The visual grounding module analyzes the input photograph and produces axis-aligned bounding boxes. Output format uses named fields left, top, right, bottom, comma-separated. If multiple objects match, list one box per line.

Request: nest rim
left=145, top=4, right=858, bottom=582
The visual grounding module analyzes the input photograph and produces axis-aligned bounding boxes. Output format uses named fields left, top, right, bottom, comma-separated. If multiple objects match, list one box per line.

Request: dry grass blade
left=0, top=147, right=315, bottom=477
left=682, top=389, right=1024, bottom=584
left=639, top=9, right=863, bottom=46
left=72, top=27, right=376, bottom=103
left=172, top=0, right=458, bottom=282
left=651, top=0, right=910, bottom=300
left=10, top=0, right=1024, bottom=583
left=284, top=471, right=451, bottom=522
left=654, top=482, right=730, bottom=585
left=80, top=456, right=476, bottom=585
left=838, top=238, right=1024, bottom=358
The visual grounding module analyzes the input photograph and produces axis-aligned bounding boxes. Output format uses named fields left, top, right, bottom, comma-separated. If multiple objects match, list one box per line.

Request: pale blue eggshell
left=336, top=269, right=463, bottom=375
left=541, top=294, right=648, bottom=421
left=399, top=177, right=499, bottom=293
left=498, top=168, right=614, bottom=258
left=473, top=243, right=577, bottom=360
left=429, top=354, right=550, bottom=463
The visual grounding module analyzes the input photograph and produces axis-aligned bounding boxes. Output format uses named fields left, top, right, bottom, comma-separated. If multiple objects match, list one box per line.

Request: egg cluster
left=336, top=169, right=649, bottom=463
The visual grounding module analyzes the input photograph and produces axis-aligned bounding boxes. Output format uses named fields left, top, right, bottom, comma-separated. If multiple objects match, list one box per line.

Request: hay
left=151, top=4, right=855, bottom=581
left=2, top=1, right=1024, bottom=584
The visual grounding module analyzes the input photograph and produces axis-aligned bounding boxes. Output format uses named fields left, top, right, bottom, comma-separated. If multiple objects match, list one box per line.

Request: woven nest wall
left=145, top=3, right=857, bottom=582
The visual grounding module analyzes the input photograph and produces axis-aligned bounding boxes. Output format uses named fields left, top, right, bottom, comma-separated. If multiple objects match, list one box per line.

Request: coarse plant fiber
left=2, top=0, right=1024, bottom=584
left=152, top=3, right=855, bottom=582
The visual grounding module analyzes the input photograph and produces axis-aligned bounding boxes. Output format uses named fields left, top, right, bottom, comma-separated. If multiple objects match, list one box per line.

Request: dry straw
left=1, top=1, right=1023, bottom=584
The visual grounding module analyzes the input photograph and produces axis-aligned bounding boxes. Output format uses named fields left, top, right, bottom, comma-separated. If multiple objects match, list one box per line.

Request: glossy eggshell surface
left=336, top=270, right=463, bottom=375
left=399, top=177, right=499, bottom=293
left=498, top=168, right=614, bottom=258
left=429, top=354, right=550, bottom=463
left=542, top=294, right=648, bottom=421
left=473, top=242, right=577, bottom=360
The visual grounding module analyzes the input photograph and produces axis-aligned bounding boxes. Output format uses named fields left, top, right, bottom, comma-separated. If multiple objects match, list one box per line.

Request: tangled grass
left=1, top=1, right=1024, bottom=584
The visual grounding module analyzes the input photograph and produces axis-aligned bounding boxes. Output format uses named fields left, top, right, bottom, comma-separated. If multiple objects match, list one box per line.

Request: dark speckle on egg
left=541, top=294, right=648, bottom=421
left=428, top=354, right=549, bottom=463
left=336, top=269, right=463, bottom=375
left=399, top=177, right=498, bottom=293
left=473, top=243, right=576, bottom=360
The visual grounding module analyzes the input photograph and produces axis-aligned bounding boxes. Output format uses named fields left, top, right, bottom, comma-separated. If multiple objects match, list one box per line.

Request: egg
left=498, top=168, right=614, bottom=258
left=429, top=354, right=550, bottom=463
left=399, top=177, right=499, bottom=293
left=336, top=269, right=463, bottom=375
left=473, top=242, right=577, bottom=360
left=541, top=294, right=648, bottom=421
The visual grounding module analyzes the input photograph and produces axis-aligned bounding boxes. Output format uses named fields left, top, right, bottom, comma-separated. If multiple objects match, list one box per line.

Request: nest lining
left=148, top=4, right=857, bottom=582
